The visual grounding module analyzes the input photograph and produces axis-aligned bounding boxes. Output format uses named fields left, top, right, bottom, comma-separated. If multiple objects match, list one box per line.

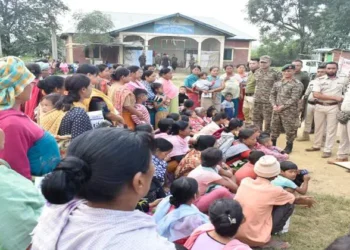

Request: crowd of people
left=0, top=54, right=349, bottom=250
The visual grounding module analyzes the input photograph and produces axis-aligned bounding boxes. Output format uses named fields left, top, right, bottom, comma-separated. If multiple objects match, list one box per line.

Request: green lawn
left=276, top=193, right=350, bottom=249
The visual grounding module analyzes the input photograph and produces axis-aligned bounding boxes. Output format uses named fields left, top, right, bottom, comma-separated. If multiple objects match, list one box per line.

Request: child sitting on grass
left=154, top=177, right=209, bottom=245
left=188, top=148, right=237, bottom=213
left=203, top=106, right=217, bottom=125
left=153, top=138, right=173, bottom=185
left=235, top=151, right=265, bottom=186
left=131, top=88, right=151, bottom=125
left=185, top=198, right=251, bottom=250
left=255, top=132, right=288, bottom=162
left=188, top=110, right=205, bottom=133
left=136, top=138, right=174, bottom=214
left=272, top=161, right=311, bottom=195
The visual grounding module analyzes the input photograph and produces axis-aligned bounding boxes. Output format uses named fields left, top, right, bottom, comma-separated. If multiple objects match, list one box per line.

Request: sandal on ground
left=305, top=147, right=321, bottom=152
left=327, top=158, right=348, bottom=164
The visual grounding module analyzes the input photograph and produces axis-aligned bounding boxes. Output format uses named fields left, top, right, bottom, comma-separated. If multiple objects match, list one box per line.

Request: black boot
left=284, top=142, right=293, bottom=154
left=272, top=139, right=277, bottom=146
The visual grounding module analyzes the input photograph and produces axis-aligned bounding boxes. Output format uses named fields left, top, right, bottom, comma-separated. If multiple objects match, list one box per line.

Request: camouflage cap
left=260, top=55, right=271, bottom=62
left=281, top=64, right=296, bottom=71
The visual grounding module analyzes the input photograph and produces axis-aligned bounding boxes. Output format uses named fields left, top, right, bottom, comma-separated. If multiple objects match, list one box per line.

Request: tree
left=246, top=0, right=325, bottom=53
left=312, top=0, right=350, bottom=49
left=73, top=11, right=114, bottom=63
left=0, top=0, right=69, bottom=56
left=252, top=33, right=300, bottom=66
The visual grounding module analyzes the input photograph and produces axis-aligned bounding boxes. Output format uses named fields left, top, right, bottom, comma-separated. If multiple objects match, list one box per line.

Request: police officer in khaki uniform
left=297, top=65, right=326, bottom=141
left=270, top=64, right=304, bottom=154
left=253, top=55, right=282, bottom=133
left=306, top=62, right=349, bottom=158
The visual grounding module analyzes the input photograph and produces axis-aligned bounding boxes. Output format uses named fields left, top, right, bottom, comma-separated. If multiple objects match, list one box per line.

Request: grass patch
left=274, top=193, right=350, bottom=250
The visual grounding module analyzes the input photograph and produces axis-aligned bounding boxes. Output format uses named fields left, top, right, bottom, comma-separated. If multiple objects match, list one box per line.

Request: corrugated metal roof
left=313, top=48, right=336, bottom=53
left=313, top=48, right=350, bottom=53
left=62, top=12, right=255, bottom=41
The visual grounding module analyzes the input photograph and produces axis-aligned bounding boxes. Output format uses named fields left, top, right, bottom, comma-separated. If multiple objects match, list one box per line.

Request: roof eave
left=226, top=36, right=256, bottom=41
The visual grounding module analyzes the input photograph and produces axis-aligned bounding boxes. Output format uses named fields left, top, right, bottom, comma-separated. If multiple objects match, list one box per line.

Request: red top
left=24, top=79, right=42, bottom=121
left=235, top=162, right=257, bottom=185
left=0, top=109, right=44, bottom=179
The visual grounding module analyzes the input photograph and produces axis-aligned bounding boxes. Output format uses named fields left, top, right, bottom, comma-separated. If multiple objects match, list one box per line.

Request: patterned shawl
left=83, top=88, right=118, bottom=115
left=39, top=109, right=66, bottom=136
left=109, top=83, right=133, bottom=114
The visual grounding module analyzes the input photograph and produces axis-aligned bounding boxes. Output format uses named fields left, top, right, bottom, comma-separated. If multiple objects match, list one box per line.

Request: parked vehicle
left=301, top=60, right=323, bottom=80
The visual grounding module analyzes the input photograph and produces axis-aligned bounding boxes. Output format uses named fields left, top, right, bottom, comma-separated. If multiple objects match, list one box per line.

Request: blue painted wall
left=125, top=17, right=223, bottom=36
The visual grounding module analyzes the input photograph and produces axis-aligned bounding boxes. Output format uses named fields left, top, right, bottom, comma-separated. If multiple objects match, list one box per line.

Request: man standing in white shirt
left=306, top=62, right=349, bottom=158
left=297, top=65, right=326, bottom=141
left=328, top=83, right=350, bottom=163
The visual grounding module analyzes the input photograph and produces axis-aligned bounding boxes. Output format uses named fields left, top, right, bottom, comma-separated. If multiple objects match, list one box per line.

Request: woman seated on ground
left=223, top=129, right=257, bottom=167
left=194, top=112, right=228, bottom=140
left=0, top=57, right=60, bottom=179
left=188, top=148, right=237, bottom=213
left=254, top=132, right=289, bottom=162
left=155, top=118, right=174, bottom=139
left=31, top=128, right=177, bottom=250
left=175, top=135, right=216, bottom=178
left=216, top=118, right=243, bottom=149
left=55, top=74, right=93, bottom=139
left=154, top=177, right=209, bottom=245
left=185, top=199, right=251, bottom=250
left=166, top=121, right=192, bottom=173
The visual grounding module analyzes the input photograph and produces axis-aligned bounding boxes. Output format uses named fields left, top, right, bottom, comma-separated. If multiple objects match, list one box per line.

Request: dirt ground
left=284, top=131, right=350, bottom=197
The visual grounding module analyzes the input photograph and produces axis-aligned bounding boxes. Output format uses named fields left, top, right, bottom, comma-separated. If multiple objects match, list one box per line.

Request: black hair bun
left=169, top=195, right=180, bottom=208
left=41, top=156, right=91, bottom=204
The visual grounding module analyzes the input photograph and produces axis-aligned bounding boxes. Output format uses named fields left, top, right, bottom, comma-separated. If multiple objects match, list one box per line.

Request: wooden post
left=0, top=35, right=3, bottom=57
left=51, top=27, right=58, bottom=60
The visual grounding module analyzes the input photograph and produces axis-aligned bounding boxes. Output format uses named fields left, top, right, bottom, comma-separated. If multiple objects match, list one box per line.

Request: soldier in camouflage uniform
left=253, top=55, right=282, bottom=133
left=269, top=64, right=304, bottom=154
left=292, top=59, right=310, bottom=94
